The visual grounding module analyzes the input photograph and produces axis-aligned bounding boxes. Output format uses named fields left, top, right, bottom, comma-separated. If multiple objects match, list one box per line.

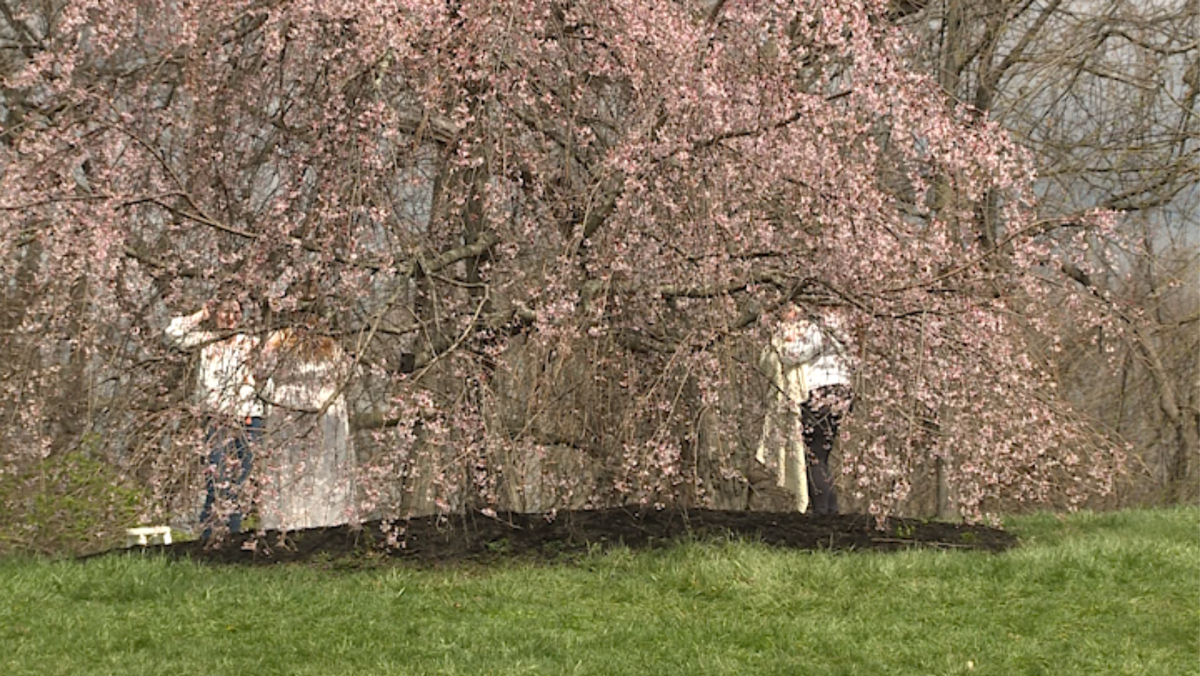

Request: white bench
left=126, top=526, right=172, bottom=547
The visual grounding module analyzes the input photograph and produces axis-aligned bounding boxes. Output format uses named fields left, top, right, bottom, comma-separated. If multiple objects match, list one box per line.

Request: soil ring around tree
left=89, top=508, right=1018, bottom=568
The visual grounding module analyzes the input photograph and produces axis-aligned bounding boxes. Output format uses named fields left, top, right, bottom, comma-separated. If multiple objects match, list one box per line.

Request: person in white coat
left=165, top=299, right=268, bottom=537
left=758, top=304, right=855, bottom=514
left=258, top=327, right=357, bottom=531
left=757, top=306, right=812, bottom=512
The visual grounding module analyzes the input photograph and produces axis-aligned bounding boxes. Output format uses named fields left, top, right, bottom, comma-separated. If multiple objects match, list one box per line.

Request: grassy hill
left=1, top=506, right=1196, bottom=675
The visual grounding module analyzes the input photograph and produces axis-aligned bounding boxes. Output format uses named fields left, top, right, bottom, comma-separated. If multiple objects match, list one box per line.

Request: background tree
left=892, top=0, right=1198, bottom=508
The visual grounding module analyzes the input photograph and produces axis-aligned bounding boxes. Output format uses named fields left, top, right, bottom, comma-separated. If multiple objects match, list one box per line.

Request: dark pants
left=199, top=416, right=263, bottom=538
left=802, top=385, right=853, bottom=515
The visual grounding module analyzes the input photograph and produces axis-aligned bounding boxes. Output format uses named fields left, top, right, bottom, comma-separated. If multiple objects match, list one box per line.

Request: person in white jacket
left=165, top=300, right=268, bottom=537
left=787, top=307, right=854, bottom=515
left=758, top=304, right=855, bottom=514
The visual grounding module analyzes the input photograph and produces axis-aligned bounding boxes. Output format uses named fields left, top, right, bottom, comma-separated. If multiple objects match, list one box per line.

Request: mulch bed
left=98, top=507, right=1018, bottom=567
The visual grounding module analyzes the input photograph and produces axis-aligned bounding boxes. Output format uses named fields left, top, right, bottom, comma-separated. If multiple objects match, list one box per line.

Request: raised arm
left=781, top=321, right=834, bottom=366
left=165, top=306, right=216, bottom=349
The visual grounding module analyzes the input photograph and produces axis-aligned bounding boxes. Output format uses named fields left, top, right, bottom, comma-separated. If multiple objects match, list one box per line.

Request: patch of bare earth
left=106, top=508, right=1016, bottom=567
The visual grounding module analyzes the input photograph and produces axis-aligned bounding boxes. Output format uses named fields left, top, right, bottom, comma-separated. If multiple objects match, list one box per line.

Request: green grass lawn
left=1, top=506, right=1196, bottom=676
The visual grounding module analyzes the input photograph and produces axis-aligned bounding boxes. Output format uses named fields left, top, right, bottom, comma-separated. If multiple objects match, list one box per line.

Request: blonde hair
left=271, top=328, right=339, bottom=362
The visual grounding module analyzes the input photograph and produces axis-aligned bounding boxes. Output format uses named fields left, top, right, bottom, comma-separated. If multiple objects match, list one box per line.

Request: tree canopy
left=0, top=0, right=1129, bottom=530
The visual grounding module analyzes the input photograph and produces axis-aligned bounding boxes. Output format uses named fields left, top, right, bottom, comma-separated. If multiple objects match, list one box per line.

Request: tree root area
left=112, top=508, right=1017, bottom=567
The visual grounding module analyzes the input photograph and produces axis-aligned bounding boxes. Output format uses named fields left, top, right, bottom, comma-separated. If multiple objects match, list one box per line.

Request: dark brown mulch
left=101, top=507, right=1017, bottom=567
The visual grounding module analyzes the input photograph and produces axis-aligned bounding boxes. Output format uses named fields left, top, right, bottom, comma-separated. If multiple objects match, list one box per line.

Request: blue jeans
left=199, top=416, right=263, bottom=538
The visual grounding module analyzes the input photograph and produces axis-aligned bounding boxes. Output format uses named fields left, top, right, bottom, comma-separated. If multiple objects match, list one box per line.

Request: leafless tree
left=894, top=0, right=1199, bottom=506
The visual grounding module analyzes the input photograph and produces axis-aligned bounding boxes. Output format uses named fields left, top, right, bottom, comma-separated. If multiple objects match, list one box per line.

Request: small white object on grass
left=126, top=526, right=172, bottom=547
